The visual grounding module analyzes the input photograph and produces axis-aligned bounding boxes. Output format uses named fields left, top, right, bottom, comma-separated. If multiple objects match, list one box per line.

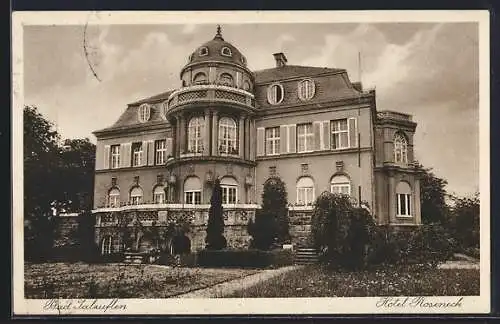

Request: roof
left=129, top=90, right=175, bottom=106
left=254, top=65, right=345, bottom=84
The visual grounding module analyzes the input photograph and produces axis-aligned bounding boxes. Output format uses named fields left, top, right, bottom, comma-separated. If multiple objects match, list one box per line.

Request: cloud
left=181, top=24, right=198, bottom=34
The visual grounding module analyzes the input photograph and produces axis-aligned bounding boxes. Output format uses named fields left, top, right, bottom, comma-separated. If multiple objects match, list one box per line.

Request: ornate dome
left=186, top=25, right=248, bottom=68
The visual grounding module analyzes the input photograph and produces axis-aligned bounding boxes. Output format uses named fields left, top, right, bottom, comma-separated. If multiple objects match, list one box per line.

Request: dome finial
left=215, top=24, right=224, bottom=40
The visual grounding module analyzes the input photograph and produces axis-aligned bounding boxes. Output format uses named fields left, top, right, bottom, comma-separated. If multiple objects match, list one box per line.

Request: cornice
left=256, top=147, right=372, bottom=161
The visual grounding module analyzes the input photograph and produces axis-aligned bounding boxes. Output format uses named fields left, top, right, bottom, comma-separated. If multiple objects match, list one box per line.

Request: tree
left=414, top=162, right=449, bottom=225
left=450, top=193, right=480, bottom=249
left=260, top=177, right=290, bottom=245
left=247, top=209, right=277, bottom=250
left=24, top=105, right=61, bottom=260
left=205, top=178, right=227, bottom=250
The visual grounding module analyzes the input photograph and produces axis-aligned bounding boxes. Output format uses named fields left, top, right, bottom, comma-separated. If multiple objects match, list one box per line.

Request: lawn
left=25, top=262, right=260, bottom=298
left=228, top=265, right=480, bottom=297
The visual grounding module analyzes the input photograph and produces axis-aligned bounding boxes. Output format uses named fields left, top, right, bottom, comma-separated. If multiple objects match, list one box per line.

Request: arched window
left=296, top=177, right=315, bottom=205
left=199, top=46, right=209, bottom=56
left=298, top=79, right=316, bottom=101
left=218, top=117, right=238, bottom=155
left=138, top=103, right=151, bottom=123
left=267, top=83, right=284, bottom=105
left=218, top=73, right=234, bottom=87
left=188, top=116, right=205, bottom=154
left=243, top=80, right=251, bottom=91
left=184, top=176, right=202, bottom=205
left=396, top=181, right=412, bottom=217
left=221, top=46, right=232, bottom=57
left=130, top=187, right=143, bottom=205
left=108, top=188, right=120, bottom=208
left=221, top=177, right=238, bottom=205
left=394, top=133, right=408, bottom=164
left=330, top=175, right=351, bottom=196
left=153, top=186, right=165, bottom=204
left=101, top=236, right=113, bottom=255
left=193, top=72, right=207, bottom=85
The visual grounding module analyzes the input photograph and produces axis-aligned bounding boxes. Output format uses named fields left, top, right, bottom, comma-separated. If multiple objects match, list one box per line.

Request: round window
left=199, top=47, right=209, bottom=56
left=221, top=46, right=232, bottom=57
left=240, top=55, right=247, bottom=65
left=162, top=101, right=168, bottom=119
left=298, top=79, right=316, bottom=101
left=267, top=83, right=284, bottom=105
left=138, top=103, right=151, bottom=123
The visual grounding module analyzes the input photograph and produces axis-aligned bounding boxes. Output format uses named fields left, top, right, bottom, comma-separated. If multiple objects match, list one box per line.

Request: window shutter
left=288, top=125, right=296, bottom=153
left=166, top=138, right=173, bottom=157
left=103, top=145, right=110, bottom=169
left=313, top=121, right=321, bottom=151
left=348, top=117, right=358, bottom=148
left=142, top=141, right=150, bottom=166
left=121, top=143, right=131, bottom=168
left=322, top=121, right=330, bottom=150
left=256, top=127, right=265, bottom=156
left=280, top=125, right=287, bottom=154
left=147, top=140, right=154, bottom=166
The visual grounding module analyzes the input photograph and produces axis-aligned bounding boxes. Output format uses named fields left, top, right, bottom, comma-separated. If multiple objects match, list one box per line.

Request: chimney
left=273, top=52, right=288, bottom=68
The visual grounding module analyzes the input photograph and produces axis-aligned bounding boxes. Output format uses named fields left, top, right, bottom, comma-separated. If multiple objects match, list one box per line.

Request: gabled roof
left=254, top=65, right=345, bottom=84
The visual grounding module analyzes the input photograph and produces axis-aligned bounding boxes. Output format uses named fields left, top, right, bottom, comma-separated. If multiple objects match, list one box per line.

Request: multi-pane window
left=153, top=186, right=165, bottom=204
left=265, top=127, right=280, bottom=155
left=110, top=145, right=120, bottom=169
left=331, top=119, right=349, bottom=149
left=296, top=177, right=315, bottom=205
left=101, top=236, right=113, bottom=255
left=155, top=140, right=167, bottom=165
left=219, top=117, right=237, bottom=155
left=184, top=191, right=202, bottom=205
left=267, top=83, right=284, bottom=105
left=394, top=134, right=408, bottom=164
left=130, top=187, right=143, bottom=205
left=222, top=186, right=237, bottom=204
left=138, top=104, right=151, bottom=123
left=297, top=123, right=314, bottom=152
left=131, top=142, right=143, bottom=167
left=330, top=175, right=351, bottom=196
left=188, top=116, right=204, bottom=153
left=397, top=194, right=412, bottom=216
left=108, top=188, right=120, bottom=208
left=298, top=79, right=316, bottom=101
left=219, top=73, right=234, bottom=87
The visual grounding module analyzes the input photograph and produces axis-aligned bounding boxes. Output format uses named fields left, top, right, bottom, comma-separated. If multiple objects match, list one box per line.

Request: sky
left=23, top=22, right=480, bottom=197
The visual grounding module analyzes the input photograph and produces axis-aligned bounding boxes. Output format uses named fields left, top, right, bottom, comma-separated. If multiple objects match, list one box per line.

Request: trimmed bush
left=197, top=249, right=294, bottom=268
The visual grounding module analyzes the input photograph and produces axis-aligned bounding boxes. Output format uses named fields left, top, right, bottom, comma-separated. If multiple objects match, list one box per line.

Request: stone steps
left=294, top=248, right=319, bottom=265
left=123, top=253, right=145, bottom=264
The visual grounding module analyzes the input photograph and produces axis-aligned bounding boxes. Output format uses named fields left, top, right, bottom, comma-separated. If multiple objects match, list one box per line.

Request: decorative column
left=249, top=118, right=256, bottom=160
left=388, top=172, right=396, bottom=224
left=239, top=115, right=245, bottom=159
left=175, top=115, right=181, bottom=158
left=212, top=110, right=219, bottom=156
left=179, top=112, right=186, bottom=155
left=204, top=109, right=211, bottom=156
left=245, top=118, right=250, bottom=160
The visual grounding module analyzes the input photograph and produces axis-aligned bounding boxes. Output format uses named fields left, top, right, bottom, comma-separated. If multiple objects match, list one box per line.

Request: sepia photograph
left=12, top=10, right=490, bottom=315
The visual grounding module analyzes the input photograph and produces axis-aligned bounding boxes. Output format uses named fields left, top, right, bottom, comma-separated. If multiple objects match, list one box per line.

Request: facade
left=92, top=27, right=422, bottom=254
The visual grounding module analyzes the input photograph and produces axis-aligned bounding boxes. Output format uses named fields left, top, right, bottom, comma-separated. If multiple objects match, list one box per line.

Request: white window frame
left=297, top=123, right=314, bottom=153
left=155, top=139, right=167, bottom=165
left=221, top=186, right=237, bottom=205
left=138, top=104, right=151, bottom=123
left=184, top=190, right=202, bottom=205
left=394, top=134, right=408, bottom=164
left=221, top=46, right=232, bottom=57
left=218, top=117, right=238, bottom=155
left=330, top=175, right=351, bottom=196
left=267, top=83, right=284, bottom=105
left=130, top=187, right=143, bottom=205
left=396, top=193, right=412, bottom=217
left=108, top=188, right=120, bottom=208
left=131, top=142, right=143, bottom=167
left=296, top=177, right=315, bottom=205
left=153, top=186, right=165, bottom=204
left=110, top=145, right=120, bottom=169
left=240, top=55, right=247, bottom=65
left=188, top=116, right=205, bottom=154
left=331, top=119, right=349, bottom=149
left=101, top=236, right=113, bottom=255
left=298, top=78, right=316, bottom=101
left=265, top=127, right=280, bottom=155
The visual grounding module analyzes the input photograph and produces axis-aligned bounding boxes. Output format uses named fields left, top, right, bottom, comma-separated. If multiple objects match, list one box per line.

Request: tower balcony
left=165, top=84, right=256, bottom=118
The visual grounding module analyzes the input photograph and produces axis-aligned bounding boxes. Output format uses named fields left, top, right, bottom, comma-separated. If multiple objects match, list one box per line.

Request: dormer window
left=298, top=78, right=316, bottom=101
left=188, top=53, right=194, bottom=62
left=199, top=47, right=209, bottom=56
left=267, top=83, right=284, bottom=105
left=240, top=55, right=247, bottom=65
left=138, top=103, right=151, bottom=123
left=221, top=46, right=232, bottom=57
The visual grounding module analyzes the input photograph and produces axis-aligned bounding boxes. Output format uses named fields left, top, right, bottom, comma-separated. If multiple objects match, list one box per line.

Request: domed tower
left=163, top=26, right=258, bottom=205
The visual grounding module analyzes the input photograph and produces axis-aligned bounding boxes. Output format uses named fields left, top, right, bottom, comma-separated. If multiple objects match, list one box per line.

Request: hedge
left=196, top=249, right=294, bottom=268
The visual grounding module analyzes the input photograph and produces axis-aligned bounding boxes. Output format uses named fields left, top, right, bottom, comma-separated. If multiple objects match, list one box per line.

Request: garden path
left=176, top=265, right=302, bottom=298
